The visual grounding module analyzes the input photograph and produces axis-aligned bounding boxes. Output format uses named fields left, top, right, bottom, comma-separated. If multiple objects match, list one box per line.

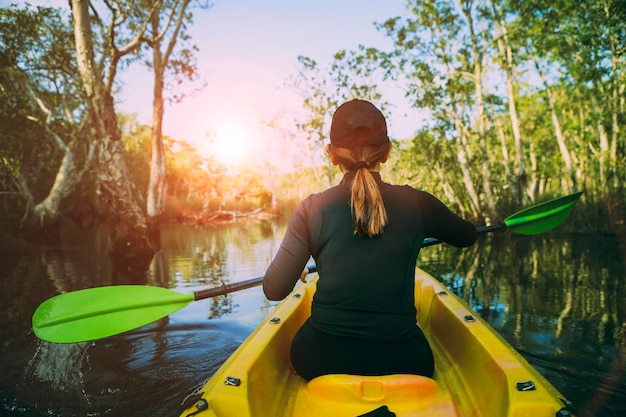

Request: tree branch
left=26, top=84, right=69, bottom=152
left=117, top=1, right=163, bottom=56
left=163, top=0, right=192, bottom=64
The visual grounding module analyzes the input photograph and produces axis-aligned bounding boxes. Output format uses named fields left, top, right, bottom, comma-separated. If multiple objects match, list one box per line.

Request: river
left=1, top=220, right=625, bottom=417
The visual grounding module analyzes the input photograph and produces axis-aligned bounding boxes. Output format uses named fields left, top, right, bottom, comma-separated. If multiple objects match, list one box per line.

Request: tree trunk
left=546, top=87, right=576, bottom=193
left=527, top=141, right=539, bottom=201
left=533, top=58, right=576, bottom=193
left=146, top=0, right=194, bottom=249
left=433, top=163, right=465, bottom=216
left=71, top=0, right=153, bottom=273
left=439, top=59, right=482, bottom=219
left=17, top=85, right=95, bottom=242
left=490, top=0, right=527, bottom=206
left=33, top=138, right=95, bottom=227
left=147, top=15, right=167, bottom=250
left=606, top=0, right=622, bottom=190
left=147, top=93, right=167, bottom=248
left=454, top=127, right=481, bottom=219
left=609, top=46, right=622, bottom=189
left=461, top=0, right=498, bottom=222
left=592, top=94, right=610, bottom=185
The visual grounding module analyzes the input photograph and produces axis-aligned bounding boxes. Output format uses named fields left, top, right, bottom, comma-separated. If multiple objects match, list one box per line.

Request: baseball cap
left=329, top=99, right=389, bottom=148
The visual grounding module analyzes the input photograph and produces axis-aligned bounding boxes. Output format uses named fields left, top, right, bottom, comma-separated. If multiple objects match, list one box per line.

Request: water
left=1, top=220, right=625, bottom=417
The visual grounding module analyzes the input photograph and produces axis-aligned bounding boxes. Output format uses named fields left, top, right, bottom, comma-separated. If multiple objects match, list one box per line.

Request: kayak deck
left=180, top=268, right=574, bottom=417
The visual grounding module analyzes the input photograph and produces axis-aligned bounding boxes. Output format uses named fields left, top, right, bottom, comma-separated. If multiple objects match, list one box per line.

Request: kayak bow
left=179, top=268, right=576, bottom=417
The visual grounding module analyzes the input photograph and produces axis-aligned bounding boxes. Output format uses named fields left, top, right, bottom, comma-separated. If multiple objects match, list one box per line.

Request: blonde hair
left=329, top=144, right=390, bottom=237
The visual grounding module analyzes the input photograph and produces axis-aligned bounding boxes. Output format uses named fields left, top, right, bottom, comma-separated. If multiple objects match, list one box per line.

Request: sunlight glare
left=209, top=122, right=254, bottom=167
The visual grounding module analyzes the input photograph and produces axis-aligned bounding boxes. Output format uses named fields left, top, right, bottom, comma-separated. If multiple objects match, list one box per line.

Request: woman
left=263, top=99, right=477, bottom=381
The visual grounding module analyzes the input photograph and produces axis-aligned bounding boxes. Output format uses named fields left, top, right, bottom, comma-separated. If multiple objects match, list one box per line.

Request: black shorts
left=290, top=318, right=435, bottom=381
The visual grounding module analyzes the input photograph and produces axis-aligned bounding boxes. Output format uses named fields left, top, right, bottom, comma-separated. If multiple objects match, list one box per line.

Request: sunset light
left=209, top=122, right=255, bottom=166
left=180, top=112, right=304, bottom=172
left=160, top=57, right=298, bottom=170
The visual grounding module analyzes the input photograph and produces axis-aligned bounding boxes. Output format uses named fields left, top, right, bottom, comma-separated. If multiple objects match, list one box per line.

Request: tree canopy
left=290, top=0, right=624, bottom=228
left=1, top=0, right=623, bottom=246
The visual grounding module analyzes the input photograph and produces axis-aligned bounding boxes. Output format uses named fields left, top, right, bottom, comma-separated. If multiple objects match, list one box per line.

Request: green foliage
left=2, top=1, right=624, bottom=233
left=291, top=0, right=626, bottom=228
left=0, top=4, right=84, bottom=207
left=120, top=114, right=152, bottom=192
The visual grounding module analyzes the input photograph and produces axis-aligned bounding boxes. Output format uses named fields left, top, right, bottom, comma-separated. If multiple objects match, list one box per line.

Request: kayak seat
left=288, top=374, right=459, bottom=416
left=307, top=374, right=440, bottom=402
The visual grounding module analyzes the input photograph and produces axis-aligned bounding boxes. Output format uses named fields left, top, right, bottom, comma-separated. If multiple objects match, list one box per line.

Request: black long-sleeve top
left=263, top=172, right=477, bottom=341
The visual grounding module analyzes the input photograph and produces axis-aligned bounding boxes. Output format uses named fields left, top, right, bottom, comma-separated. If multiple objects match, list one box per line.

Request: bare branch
left=25, top=84, right=69, bottom=152
left=117, top=1, right=163, bottom=56
left=154, top=0, right=184, bottom=45
left=163, top=0, right=192, bottom=63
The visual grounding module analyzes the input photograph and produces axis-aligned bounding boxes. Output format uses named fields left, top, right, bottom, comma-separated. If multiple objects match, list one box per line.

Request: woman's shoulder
left=382, top=182, right=447, bottom=210
left=382, top=180, right=427, bottom=198
left=297, top=186, right=341, bottom=210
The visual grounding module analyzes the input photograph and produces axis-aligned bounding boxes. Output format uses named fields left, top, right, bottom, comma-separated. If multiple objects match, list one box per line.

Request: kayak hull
left=180, top=268, right=574, bottom=417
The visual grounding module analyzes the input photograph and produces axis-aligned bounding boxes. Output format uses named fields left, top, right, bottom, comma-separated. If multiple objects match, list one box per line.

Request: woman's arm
left=419, top=192, right=478, bottom=247
left=263, top=202, right=312, bottom=301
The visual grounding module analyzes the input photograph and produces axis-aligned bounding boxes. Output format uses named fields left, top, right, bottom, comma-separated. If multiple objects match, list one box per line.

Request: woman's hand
left=299, top=267, right=310, bottom=283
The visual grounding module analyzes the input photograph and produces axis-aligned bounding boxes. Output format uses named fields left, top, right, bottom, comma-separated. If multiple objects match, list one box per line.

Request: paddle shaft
left=422, top=223, right=504, bottom=248
left=193, top=265, right=320, bottom=300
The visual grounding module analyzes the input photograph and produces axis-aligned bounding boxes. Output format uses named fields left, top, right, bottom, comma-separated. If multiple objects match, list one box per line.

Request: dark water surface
left=1, top=221, right=625, bottom=417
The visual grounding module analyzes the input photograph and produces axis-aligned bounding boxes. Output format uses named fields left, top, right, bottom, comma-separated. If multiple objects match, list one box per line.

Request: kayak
left=179, top=268, right=575, bottom=417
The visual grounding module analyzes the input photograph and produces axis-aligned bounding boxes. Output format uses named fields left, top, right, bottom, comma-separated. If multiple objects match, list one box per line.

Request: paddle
left=422, top=191, right=584, bottom=247
left=32, top=191, right=583, bottom=343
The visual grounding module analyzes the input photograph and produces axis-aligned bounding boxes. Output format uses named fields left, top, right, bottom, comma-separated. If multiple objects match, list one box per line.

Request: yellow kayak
left=179, top=268, right=575, bottom=417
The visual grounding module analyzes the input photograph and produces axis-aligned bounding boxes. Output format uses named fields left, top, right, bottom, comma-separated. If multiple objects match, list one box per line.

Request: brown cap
left=329, top=99, right=389, bottom=148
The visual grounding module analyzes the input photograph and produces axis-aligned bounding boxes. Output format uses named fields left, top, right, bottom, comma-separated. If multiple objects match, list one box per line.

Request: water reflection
left=0, top=222, right=624, bottom=417
left=422, top=233, right=626, bottom=417
left=158, top=221, right=282, bottom=320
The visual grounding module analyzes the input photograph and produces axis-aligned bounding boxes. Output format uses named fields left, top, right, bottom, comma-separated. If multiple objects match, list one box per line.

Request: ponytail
left=351, top=166, right=387, bottom=237
left=329, top=144, right=389, bottom=237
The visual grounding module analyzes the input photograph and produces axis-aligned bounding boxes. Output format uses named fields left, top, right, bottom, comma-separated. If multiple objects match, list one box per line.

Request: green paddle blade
left=33, top=285, right=195, bottom=343
left=503, top=191, right=583, bottom=235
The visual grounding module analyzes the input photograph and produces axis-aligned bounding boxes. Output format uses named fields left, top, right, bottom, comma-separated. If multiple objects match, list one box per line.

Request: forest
left=1, top=0, right=624, bottom=271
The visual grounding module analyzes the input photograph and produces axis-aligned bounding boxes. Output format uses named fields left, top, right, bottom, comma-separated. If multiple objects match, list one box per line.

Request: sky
left=9, top=0, right=416, bottom=166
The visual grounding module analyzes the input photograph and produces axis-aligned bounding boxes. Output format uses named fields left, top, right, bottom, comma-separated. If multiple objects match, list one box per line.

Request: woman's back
left=289, top=170, right=477, bottom=341
left=263, top=99, right=476, bottom=380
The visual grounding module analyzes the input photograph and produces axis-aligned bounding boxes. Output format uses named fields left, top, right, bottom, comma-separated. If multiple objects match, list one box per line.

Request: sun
left=202, top=122, right=255, bottom=167
left=215, top=124, right=250, bottom=164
